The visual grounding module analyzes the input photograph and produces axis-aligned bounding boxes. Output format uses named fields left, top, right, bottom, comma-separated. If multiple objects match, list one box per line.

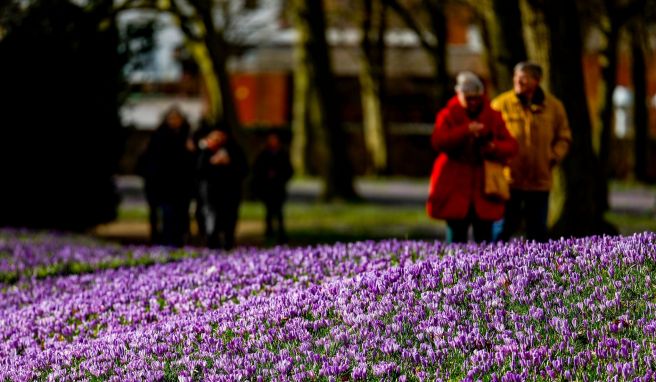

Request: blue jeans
left=499, top=190, right=549, bottom=242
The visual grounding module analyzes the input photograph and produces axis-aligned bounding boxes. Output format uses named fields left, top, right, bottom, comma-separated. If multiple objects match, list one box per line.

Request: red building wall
left=232, top=72, right=290, bottom=127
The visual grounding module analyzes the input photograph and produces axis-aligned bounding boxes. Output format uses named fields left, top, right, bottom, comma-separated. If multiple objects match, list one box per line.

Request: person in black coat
left=137, top=106, right=195, bottom=247
left=193, top=121, right=248, bottom=250
left=252, top=131, right=293, bottom=243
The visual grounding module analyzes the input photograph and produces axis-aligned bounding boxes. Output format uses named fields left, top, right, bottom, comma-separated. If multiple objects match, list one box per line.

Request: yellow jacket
left=491, top=89, right=572, bottom=191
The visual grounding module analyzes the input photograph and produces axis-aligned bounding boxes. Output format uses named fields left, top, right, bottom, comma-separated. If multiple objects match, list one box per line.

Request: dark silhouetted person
left=427, top=72, right=518, bottom=243
left=491, top=62, right=572, bottom=242
left=252, top=131, right=293, bottom=244
left=194, top=122, right=248, bottom=250
left=137, top=106, right=195, bottom=247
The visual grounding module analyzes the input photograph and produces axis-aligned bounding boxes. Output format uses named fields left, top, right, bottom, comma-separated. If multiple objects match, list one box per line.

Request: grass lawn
left=606, top=211, right=656, bottom=235
left=104, top=178, right=655, bottom=247
left=114, top=200, right=444, bottom=247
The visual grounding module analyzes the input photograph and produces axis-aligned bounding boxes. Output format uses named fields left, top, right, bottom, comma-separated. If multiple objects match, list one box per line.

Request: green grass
left=118, top=201, right=434, bottom=231
left=606, top=179, right=656, bottom=234
left=117, top=206, right=149, bottom=221
left=606, top=211, right=656, bottom=235
left=115, top=199, right=443, bottom=246
left=257, top=202, right=432, bottom=230
left=111, top=177, right=655, bottom=247
left=610, top=179, right=656, bottom=192
left=116, top=200, right=655, bottom=247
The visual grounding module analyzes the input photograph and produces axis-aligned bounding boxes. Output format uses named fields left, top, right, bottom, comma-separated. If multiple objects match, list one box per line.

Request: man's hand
left=210, top=149, right=230, bottom=165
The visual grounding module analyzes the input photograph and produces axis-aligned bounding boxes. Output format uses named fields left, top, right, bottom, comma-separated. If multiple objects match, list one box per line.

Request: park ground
left=91, top=176, right=656, bottom=248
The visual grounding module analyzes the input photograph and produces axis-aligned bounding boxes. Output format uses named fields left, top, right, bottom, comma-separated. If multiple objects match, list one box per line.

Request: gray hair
left=454, top=71, right=484, bottom=95
left=514, top=61, right=543, bottom=80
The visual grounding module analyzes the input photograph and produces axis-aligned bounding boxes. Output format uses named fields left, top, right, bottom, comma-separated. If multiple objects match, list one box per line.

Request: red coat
left=427, top=96, right=518, bottom=221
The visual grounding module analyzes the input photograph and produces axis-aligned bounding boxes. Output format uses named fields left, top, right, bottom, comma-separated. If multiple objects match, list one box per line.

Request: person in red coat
left=427, top=72, right=518, bottom=243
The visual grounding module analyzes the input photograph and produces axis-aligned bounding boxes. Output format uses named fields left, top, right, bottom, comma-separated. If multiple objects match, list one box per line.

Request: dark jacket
left=137, top=123, right=195, bottom=203
left=194, top=126, right=249, bottom=206
left=252, top=148, right=293, bottom=202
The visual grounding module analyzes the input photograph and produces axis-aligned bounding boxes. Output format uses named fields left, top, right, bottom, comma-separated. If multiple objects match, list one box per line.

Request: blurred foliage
left=0, top=0, right=124, bottom=231
left=118, top=17, right=158, bottom=79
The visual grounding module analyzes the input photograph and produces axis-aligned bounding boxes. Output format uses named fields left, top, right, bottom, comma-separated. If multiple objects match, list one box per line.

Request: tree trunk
left=631, top=23, right=649, bottom=181
left=542, top=0, right=617, bottom=236
left=597, top=5, right=620, bottom=211
left=359, top=0, right=388, bottom=174
left=292, top=0, right=357, bottom=200
left=192, top=0, right=242, bottom=141
left=0, top=0, right=122, bottom=230
left=425, top=0, right=450, bottom=107
left=290, top=15, right=311, bottom=176
left=291, top=0, right=328, bottom=178
left=478, top=0, right=527, bottom=94
left=383, top=0, right=449, bottom=104
left=186, top=41, right=222, bottom=118
left=518, top=0, right=551, bottom=91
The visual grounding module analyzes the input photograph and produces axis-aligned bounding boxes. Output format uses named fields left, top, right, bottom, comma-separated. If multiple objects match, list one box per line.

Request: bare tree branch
left=381, top=0, right=436, bottom=52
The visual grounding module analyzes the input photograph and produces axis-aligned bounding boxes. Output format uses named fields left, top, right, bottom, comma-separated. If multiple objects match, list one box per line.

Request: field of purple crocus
left=1, top=231, right=656, bottom=381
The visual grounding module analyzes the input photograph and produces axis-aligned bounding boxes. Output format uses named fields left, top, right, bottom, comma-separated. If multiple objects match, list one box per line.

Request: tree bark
left=424, top=0, right=449, bottom=106
left=631, top=22, right=649, bottom=181
left=477, top=0, right=527, bottom=94
left=291, top=0, right=357, bottom=200
left=190, top=0, right=242, bottom=141
left=290, top=25, right=310, bottom=176
left=518, top=0, right=551, bottom=90
left=359, top=0, right=388, bottom=174
left=598, top=0, right=645, bottom=193
left=384, top=0, right=449, bottom=106
left=542, top=0, right=617, bottom=236
left=597, top=1, right=621, bottom=211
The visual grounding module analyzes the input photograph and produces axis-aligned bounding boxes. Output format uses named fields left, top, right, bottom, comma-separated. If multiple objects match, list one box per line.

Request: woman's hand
left=468, top=122, right=484, bottom=137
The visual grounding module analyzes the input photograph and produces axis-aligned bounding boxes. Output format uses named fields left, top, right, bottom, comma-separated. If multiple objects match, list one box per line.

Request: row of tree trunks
left=168, top=0, right=653, bottom=235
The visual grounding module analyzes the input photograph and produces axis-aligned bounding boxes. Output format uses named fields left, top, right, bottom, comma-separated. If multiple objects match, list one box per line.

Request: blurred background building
left=117, top=0, right=656, bottom=178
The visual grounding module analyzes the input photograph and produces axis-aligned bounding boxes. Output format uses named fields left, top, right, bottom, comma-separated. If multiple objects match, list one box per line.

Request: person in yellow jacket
left=491, top=61, right=572, bottom=242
